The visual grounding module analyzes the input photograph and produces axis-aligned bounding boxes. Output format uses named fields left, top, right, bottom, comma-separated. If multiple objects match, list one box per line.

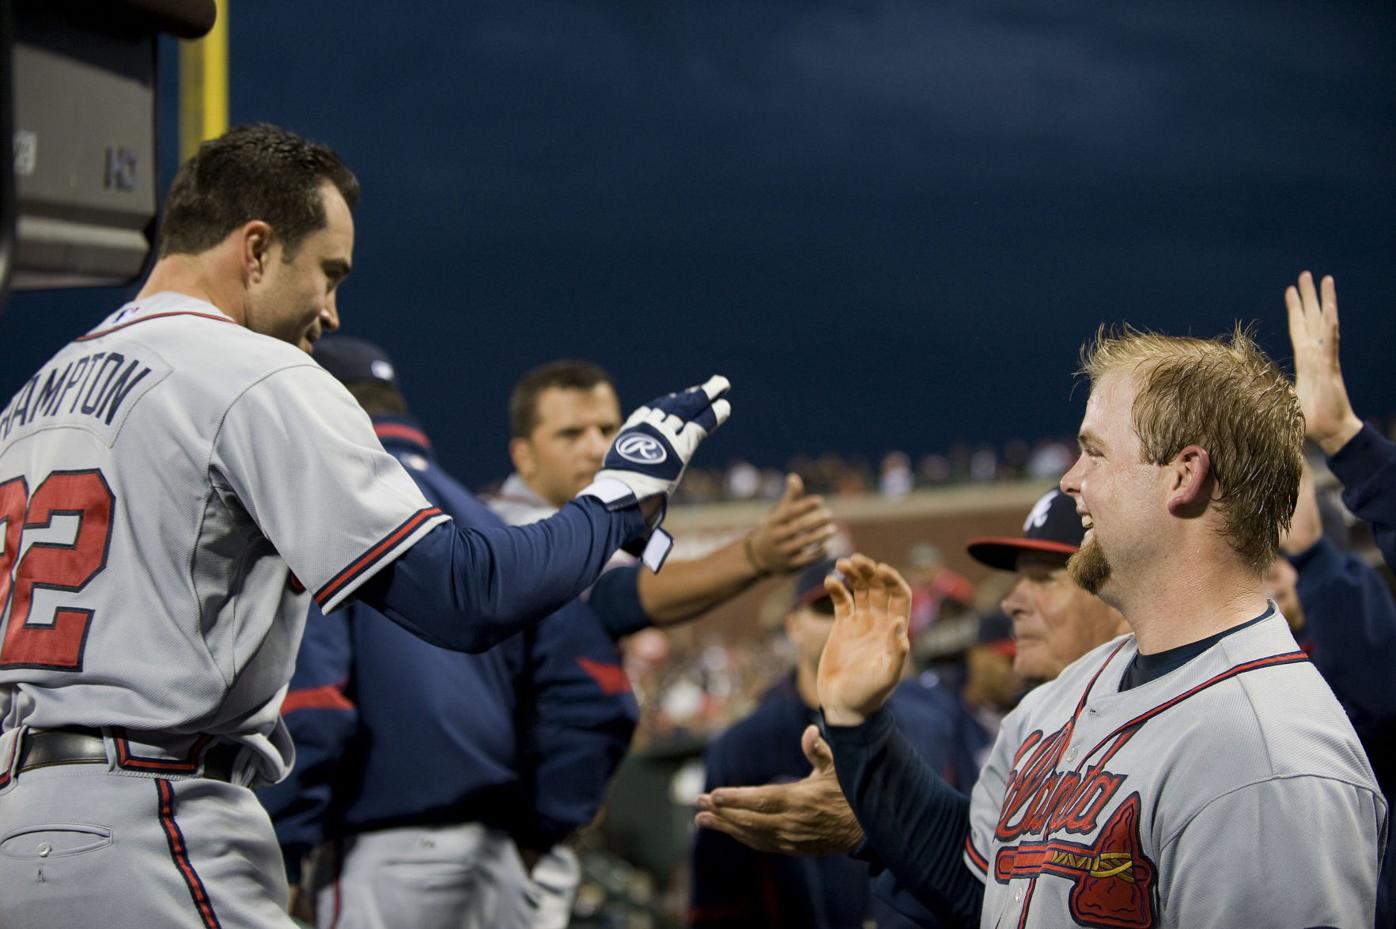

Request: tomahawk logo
left=616, top=432, right=667, bottom=465
left=993, top=725, right=1156, bottom=928
left=1023, top=490, right=1059, bottom=532
left=994, top=793, right=1157, bottom=928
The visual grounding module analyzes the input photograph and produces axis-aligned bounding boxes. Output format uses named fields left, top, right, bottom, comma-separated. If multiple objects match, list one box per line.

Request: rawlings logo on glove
left=578, top=375, right=731, bottom=571
left=615, top=433, right=668, bottom=465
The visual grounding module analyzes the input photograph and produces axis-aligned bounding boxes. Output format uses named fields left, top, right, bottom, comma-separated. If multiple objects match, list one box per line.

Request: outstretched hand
left=816, top=554, right=911, bottom=727
left=745, top=474, right=837, bottom=575
left=694, top=725, right=864, bottom=856
left=1286, top=271, right=1363, bottom=455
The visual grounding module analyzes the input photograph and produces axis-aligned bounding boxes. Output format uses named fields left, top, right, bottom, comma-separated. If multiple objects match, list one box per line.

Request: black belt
left=15, top=728, right=240, bottom=782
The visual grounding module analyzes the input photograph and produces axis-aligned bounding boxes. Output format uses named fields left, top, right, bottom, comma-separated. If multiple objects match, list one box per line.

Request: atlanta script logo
left=992, top=722, right=1157, bottom=929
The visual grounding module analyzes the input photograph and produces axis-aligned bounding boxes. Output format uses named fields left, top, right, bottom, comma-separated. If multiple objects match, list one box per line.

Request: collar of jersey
left=79, top=291, right=236, bottom=341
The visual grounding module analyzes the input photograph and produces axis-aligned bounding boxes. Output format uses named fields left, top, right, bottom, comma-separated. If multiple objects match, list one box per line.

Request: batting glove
left=578, top=375, right=732, bottom=571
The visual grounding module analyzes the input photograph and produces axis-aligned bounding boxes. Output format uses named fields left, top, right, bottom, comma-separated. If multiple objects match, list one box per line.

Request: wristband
left=743, top=534, right=770, bottom=577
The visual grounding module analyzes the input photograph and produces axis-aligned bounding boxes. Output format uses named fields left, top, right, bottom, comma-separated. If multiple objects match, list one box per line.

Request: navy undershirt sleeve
left=586, top=564, right=653, bottom=639
left=1328, top=423, right=1396, bottom=572
left=357, top=496, right=646, bottom=653
left=1290, top=536, right=1396, bottom=733
left=822, top=706, right=983, bottom=928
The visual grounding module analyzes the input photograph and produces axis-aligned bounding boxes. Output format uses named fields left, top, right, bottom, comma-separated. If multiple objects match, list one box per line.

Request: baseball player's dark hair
left=1078, top=323, right=1303, bottom=573
left=509, top=360, right=615, bottom=438
left=158, top=123, right=360, bottom=259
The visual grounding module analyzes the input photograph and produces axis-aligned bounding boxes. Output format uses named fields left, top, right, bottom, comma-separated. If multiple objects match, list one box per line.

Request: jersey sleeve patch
left=314, top=506, right=446, bottom=611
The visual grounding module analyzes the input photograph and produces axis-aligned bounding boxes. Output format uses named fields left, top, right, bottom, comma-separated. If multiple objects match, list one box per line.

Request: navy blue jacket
left=689, top=673, right=973, bottom=929
left=257, top=416, right=637, bottom=879
left=1318, top=423, right=1396, bottom=929
left=1329, top=424, right=1396, bottom=573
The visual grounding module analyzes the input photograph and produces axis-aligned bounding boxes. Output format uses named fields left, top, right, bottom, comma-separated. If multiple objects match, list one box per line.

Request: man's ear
left=508, top=436, right=535, bottom=480
left=240, top=220, right=274, bottom=281
left=1167, top=444, right=1212, bottom=517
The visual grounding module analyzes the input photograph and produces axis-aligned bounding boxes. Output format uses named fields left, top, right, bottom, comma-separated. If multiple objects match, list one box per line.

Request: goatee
left=1068, top=536, right=1112, bottom=595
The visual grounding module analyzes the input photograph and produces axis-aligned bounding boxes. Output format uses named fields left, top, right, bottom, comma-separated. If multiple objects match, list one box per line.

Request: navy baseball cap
left=966, top=489, right=1083, bottom=571
left=792, top=558, right=848, bottom=612
left=312, top=335, right=400, bottom=388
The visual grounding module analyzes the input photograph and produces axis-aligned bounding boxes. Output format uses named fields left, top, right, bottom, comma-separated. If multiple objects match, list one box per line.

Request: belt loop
left=0, top=727, right=26, bottom=787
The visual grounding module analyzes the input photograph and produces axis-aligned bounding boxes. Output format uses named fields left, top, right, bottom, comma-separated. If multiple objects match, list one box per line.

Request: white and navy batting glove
left=578, top=375, right=732, bottom=572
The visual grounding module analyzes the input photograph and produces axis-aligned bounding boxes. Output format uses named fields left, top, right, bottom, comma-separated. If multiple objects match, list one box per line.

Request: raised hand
left=587, top=375, right=731, bottom=569
left=816, top=554, right=911, bottom=726
left=1286, top=271, right=1363, bottom=455
left=694, top=725, right=864, bottom=856
left=595, top=375, right=732, bottom=501
left=745, top=474, right=836, bottom=575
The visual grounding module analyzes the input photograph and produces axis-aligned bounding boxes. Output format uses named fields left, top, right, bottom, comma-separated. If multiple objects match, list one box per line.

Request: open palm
left=816, top=554, right=912, bottom=726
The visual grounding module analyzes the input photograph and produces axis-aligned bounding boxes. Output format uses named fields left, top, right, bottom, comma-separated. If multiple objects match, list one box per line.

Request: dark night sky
left=4, top=0, right=1394, bottom=488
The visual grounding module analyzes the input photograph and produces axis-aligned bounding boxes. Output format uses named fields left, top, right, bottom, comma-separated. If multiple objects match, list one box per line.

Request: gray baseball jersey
left=964, top=611, right=1387, bottom=928
left=0, top=291, right=446, bottom=780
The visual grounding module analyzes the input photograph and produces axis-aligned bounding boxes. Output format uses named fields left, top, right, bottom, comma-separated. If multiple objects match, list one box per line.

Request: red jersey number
left=0, top=470, right=115, bottom=670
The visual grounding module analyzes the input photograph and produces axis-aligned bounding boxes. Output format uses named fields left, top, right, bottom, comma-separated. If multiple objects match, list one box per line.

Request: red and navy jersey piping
left=315, top=506, right=443, bottom=607
left=156, top=779, right=223, bottom=929
left=1076, top=649, right=1310, bottom=772
left=114, top=729, right=211, bottom=774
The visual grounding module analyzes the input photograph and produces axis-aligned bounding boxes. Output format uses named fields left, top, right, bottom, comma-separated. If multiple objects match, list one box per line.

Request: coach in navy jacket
left=257, top=341, right=635, bottom=921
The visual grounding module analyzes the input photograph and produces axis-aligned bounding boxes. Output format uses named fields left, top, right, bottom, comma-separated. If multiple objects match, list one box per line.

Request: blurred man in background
left=489, top=359, right=838, bottom=924
left=259, top=337, right=641, bottom=929
left=490, top=360, right=835, bottom=628
left=689, top=559, right=968, bottom=929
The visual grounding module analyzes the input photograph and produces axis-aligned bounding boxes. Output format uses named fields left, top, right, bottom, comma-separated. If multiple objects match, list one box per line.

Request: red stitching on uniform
left=0, top=732, right=17, bottom=788
left=281, top=683, right=355, bottom=714
left=1077, top=650, right=1310, bottom=769
left=156, top=779, right=223, bottom=929
left=1072, top=640, right=1130, bottom=720
left=75, top=311, right=235, bottom=341
left=314, top=506, right=443, bottom=606
left=577, top=657, right=631, bottom=695
left=115, top=730, right=210, bottom=773
left=331, top=878, right=342, bottom=929
left=1016, top=876, right=1037, bottom=929
left=965, top=833, right=989, bottom=873
left=372, top=422, right=432, bottom=449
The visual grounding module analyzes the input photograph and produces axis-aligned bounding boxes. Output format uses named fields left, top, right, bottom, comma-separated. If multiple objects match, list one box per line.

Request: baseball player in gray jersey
left=0, top=124, right=729, bottom=929
left=815, top=326, right=1387, bottom=927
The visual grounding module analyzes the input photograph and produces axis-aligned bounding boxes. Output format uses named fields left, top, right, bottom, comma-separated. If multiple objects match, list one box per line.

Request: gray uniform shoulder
left=80, top=294, right=340, bottom=428
left=1205, top=627, right=1374, bottom=783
